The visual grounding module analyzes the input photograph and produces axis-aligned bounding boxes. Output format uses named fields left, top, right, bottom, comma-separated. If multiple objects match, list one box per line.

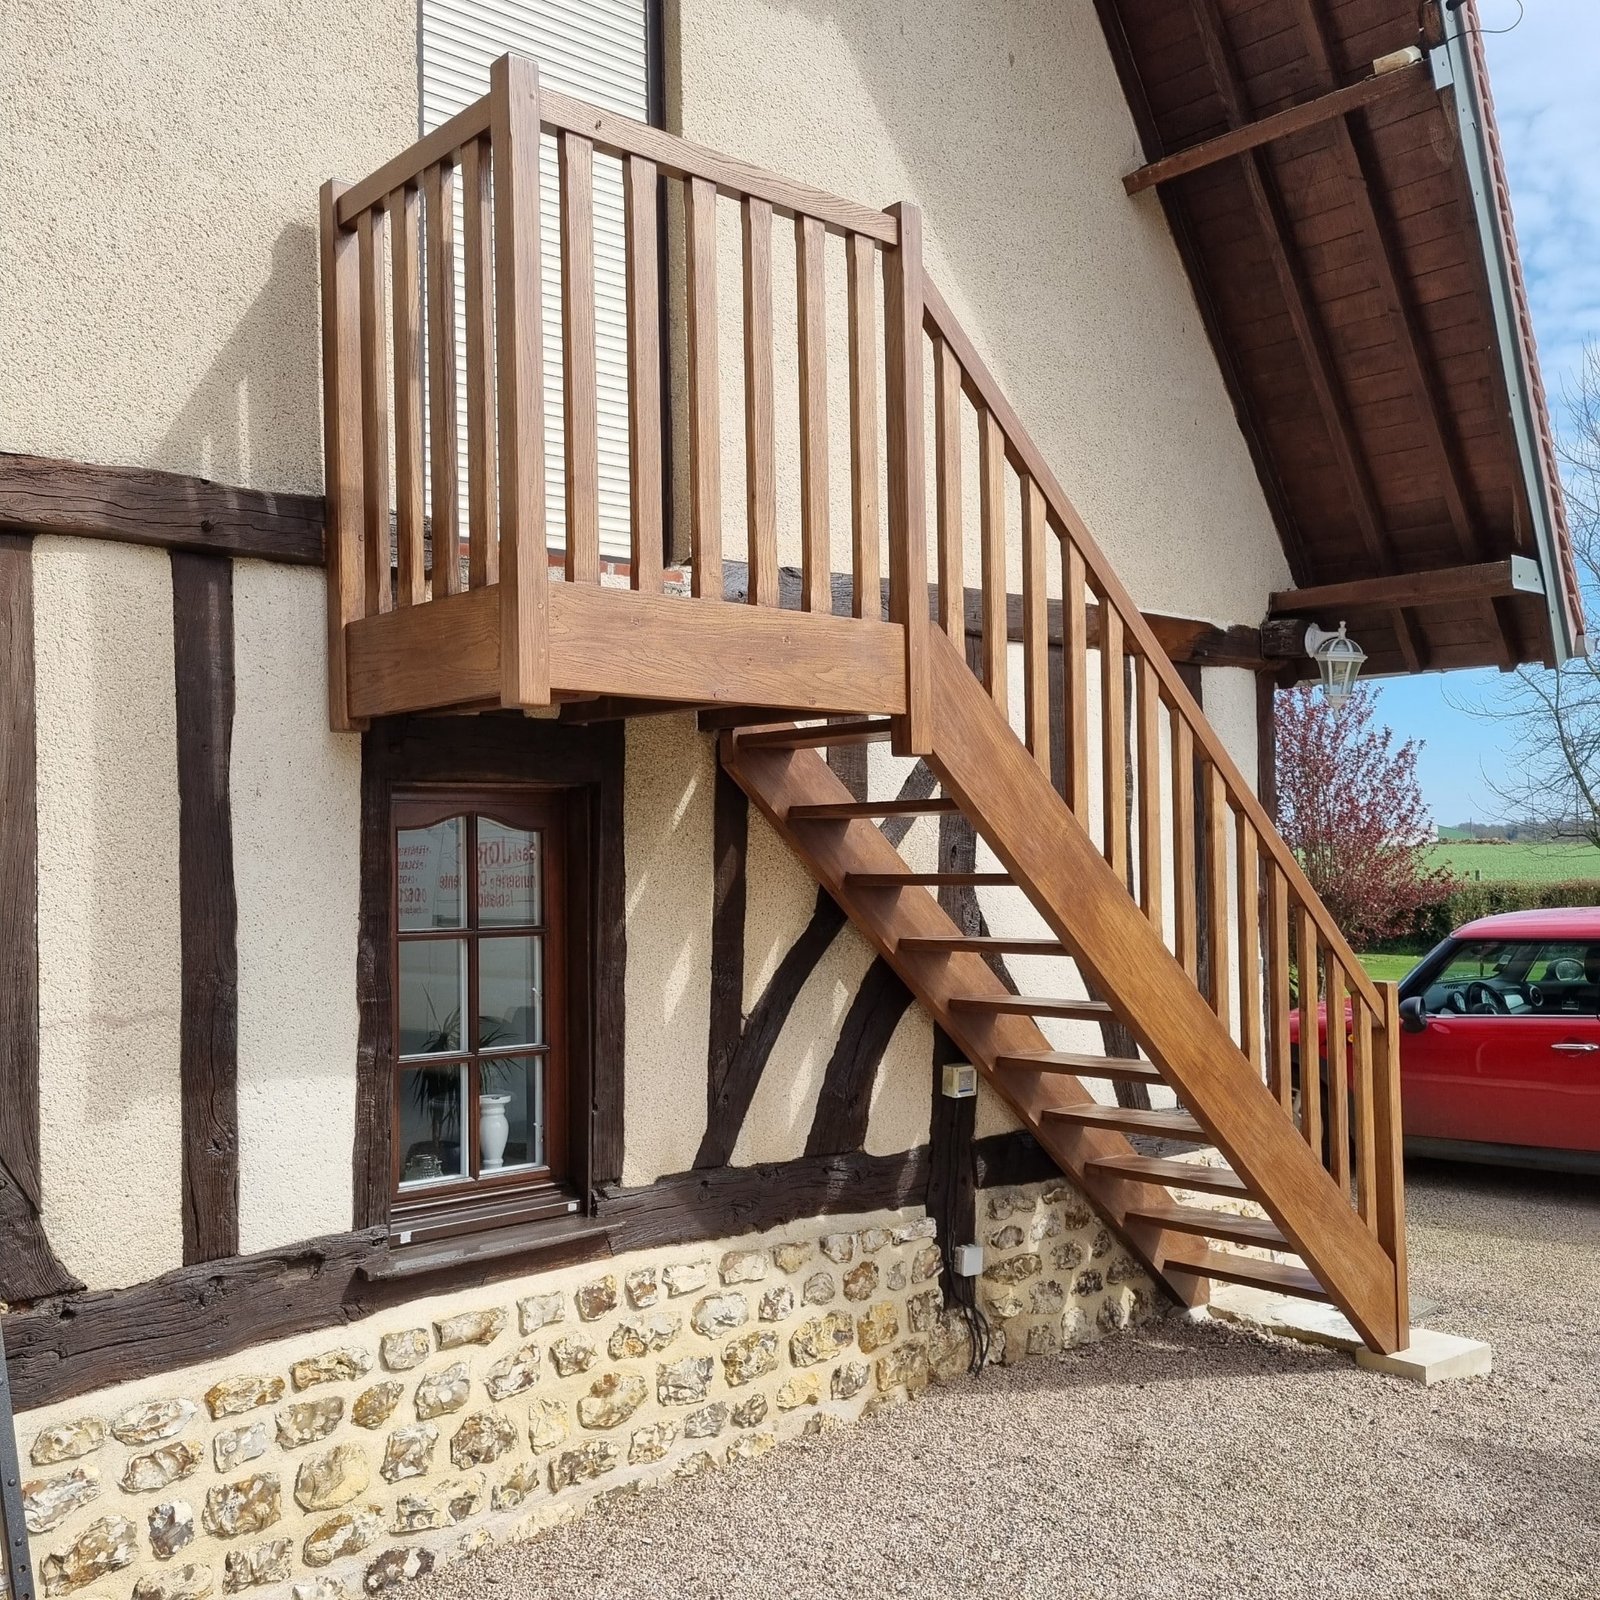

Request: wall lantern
left=1305, top=621, right=1366, bottom=710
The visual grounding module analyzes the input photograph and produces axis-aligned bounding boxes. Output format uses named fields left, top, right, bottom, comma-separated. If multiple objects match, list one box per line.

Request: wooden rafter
left=1184, top=0, right=1427, bottom=672
left=1123, top=58, right=1427, bottom=194
left=1281, top=0, right=1518, bottom=671
left=1269, top=557, right=1543, bottom=616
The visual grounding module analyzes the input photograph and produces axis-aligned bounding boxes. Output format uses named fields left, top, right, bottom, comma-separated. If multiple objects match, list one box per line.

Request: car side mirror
left=1398, top=995, right=1428, bottom=1034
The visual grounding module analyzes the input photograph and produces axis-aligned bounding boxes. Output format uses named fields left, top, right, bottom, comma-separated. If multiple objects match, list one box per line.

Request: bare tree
left=1456, top=343, right=1600, bottom=843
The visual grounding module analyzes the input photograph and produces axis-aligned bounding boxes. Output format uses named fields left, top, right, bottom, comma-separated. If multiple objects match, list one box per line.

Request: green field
left=1426, top=840, right=1600, bottom=882
left=1357, top=952, right=1420, bottom=984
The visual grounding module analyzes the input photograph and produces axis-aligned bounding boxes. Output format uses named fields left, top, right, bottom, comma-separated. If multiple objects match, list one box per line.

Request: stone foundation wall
left=16, top=1188, right=1155, bottom=1600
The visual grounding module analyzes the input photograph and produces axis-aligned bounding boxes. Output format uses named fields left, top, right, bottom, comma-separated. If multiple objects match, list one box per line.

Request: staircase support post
left=882, top=201, right=931, bottom=755
left=1374, top=981, right=1410, bottom=1347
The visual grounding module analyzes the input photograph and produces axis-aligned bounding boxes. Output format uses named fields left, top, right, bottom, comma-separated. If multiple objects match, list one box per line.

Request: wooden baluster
left=357, top=205, right=391, bottom=617
left=1204, top=764, right=1229, bottom=1033
left=1136, top=656, right=1162, bottom=928
left=979, top=409, right=1007, bottom=715
left=934, top=338, right=963, bottom=640
left=462, top=135, right=498, bottom=588
left=883, top=200, right=930, bottom=755
left=623, top=154, right=662, bottom=593
left=1375, top=983, right=1410, bottom=1342
left=1325, top=958, right=1351, bottom=1192
left=560, top=133, right=599, bottom=585
left=1172, top=713, right=1196, bottom=978
left=490, top=52, right=550, bottom=708
left=846, top=234, right=879, bottom=618
left=1352, top=996, right=1378, bottom=1228
left=1297, top=904, right=1322, bottom=1152
left=317, top=179, right=364, bottom=731
left=390, top=184, right=425, bottom=606
left=1102, top=604, right=1128, bottom=880
left=685, top=175, right=721, bottom=599
left=742, top=196, right=777, bottom=606
left=796, top=214, right=829, bottom=613
left=423, top=160, right=460, bottom=597
left=1266, top=861, right=1293, bottom=1107
left=1064, top=541, right=1090, bottom=822
left=1022, top=477, right=1049, bottom=772
left=1237, top=824, right=1262, bottom=1072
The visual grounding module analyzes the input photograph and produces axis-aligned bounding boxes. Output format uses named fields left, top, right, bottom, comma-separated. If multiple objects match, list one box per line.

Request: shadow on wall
left=148, top=222, right=323, bottom=493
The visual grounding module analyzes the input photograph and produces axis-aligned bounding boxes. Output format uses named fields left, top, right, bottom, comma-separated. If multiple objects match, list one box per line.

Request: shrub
left=1371, top=878, right=1600, bottom=951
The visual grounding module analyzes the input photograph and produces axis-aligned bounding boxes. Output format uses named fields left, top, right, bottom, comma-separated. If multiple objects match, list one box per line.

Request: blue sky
left=1365, top=0, right=1599, bottom=825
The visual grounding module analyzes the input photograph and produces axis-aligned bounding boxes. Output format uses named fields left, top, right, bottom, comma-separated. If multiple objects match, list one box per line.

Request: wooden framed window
left=390, top=788, right=582, bottom=1240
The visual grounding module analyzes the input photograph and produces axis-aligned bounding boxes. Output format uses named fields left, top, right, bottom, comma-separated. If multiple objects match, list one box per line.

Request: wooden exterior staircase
left=320, top=56, right=1410, bottom=1354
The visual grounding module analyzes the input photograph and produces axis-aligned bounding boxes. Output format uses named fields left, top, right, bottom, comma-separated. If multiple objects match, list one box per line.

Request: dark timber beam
left=0, top=453, right=324, bottom=565
left=1185, top=0, right=1427, bottom=674
left=1123, top=58, right=1428, bottom=194
left=1269, top=558, right=1543, bottom=617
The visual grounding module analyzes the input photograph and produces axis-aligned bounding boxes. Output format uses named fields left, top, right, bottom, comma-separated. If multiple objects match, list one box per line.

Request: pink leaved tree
left=1275, top=683, right=1453, bottom=950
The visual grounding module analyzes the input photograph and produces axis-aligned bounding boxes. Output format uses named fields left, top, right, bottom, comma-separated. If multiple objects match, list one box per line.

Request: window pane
left=398, top=1063, right=467, bottom=1186
left=479, top=820, right=542, bottom=926
left=398, top=939, right=466, bottom=1055
left=398, top=817, right=465, bottom=931
left=478, top=1055, right=545, bottom=1171
left=479, top=936, right=543, bottom=1048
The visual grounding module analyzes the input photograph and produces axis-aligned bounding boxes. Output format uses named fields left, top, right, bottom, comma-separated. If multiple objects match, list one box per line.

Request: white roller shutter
left=422, top=0, right=648, bottom=561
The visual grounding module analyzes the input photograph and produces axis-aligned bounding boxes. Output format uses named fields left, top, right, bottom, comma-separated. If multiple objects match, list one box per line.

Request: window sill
left=361, top=1212, right=613, bottom=1283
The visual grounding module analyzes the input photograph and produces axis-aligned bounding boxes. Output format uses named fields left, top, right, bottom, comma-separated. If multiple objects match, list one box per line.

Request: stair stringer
left=922, top=631, right=1404, bottom=1353
left=720, top=732, right=1222, bottom=1315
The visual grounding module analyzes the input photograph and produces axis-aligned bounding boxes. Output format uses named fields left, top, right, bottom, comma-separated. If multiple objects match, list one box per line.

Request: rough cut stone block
left=907, top=1289, right=942, bottom=1333
left=892, top=1218, right=936, bottom=1245
left=276, top=1398, right=344, bottom=1450
left=681, top=1404, right=727, bottom=1440
left=112, top=1400, right=196, bottom=1447
left=549, top=1337, right=595, bottom=1378
left=577, top=1373, right=647, bottom=1431
left=363, top=1547, right=435, bottom=1593
left=203, top=1475, right=281, bottom=1539
left=434, top=1308, right=507, bottom=1350
left=607, top=1314, right=680, bottom=1359
left=662, top=1261, right=711, bottom=1298
left=759, top=1286, right=795, bottom=1322
left=351, top=1382, right=404, bottom=1430
left=771, top=1241, right=813, bottom=1274
left=213, top=1421, right=269, bottom=1475
left=290, top=1348, right=372, bottom=1391
left=148, top=1499, right=196, bottom=1559
left=294, top=1581, right=350, bottom=1600
left=819, top=1233, right=854, bottom=1264
left=30, top=1418, right=105, bottom=1466
left=413, top=1363, right=470, bottom=1419
left=623, top=1267, right=659, bottom=1308
left=390, top=1473, right=483, bottom=1533
left=130, top=1560, right=212, bottom=1600
left=790, top=1312, right=853, bottom=1367
left=121, top=1440, right=203, bottom=1494
left=842, top=1262, right=879, bottom=1302
left=303, top=1506, right=385, bottom=1568
left=378, top=1330, right=430, bottom=1373
left=483, top=1344, right=542, bottom=1401
left=222, top=1538, right=292, bottom=1593
left=887, top=1261, right=908, bottom=1291
left=575, top=1276, right=619, bottom=1321
left=23, top=1466, right=100, bottom=1534
left=656, top=1356, right=713, bottom=1405
left=548, top=1441, right=617, bottom=1491
left=491, top=1461, right=541, bottom=1511
left=1074, top=1269, right=1104, bottom=1296
left=928, top=1313, right=974, bottom=1382
left=673, top=1451, right=717, bottom=1480
left=988, top=1224, right=1024, bottom=1250
left=857, top=1227, right=891, bottom=1254
left=982, top=1252, right=1042, bottom=1285
left=294, top=1445, right=370, bottom=1512
left=831, top=1361, right=870, bottom=1400
left=449, top=1411, right=518, bottom=1468
left=1053, top=1240, right=1085, bottom=1272
left=775, top=1374, right=820, bottom=1411
left=722, top=1330, right=778, bottom=1386
left=527, top=1399, right=569, bottom=1455
left=627, top=1421, right=676, bottom=1465
left=856, top=1302, right=900, bottom=1354
left=726, top=1431, right=775, bottom=1463
left=730, top=1394, right=768, bottom=1428
left=690, top=1293, right=747, bottom=1336
left=718, top=1251, right=767, bottom=1285
left=911, top=1243, right=942, bottom=1283
left=876, top=1342, right=931, bottom=1395
left=379, top=1426, right=437, bottom=1485
left=204, top=1376, right=284, bottom=1420
left=516, top=1292, right=565, bottom=1335
left=802, top=1272, right=835, bottom=1305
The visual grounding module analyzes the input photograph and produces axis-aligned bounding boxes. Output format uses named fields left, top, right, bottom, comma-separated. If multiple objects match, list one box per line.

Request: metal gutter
left=1430, top=5, right=1587, bottom=663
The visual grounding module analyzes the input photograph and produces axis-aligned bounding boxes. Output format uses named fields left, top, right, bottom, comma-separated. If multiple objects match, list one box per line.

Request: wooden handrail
left=919, top=274, right=1383, bottom=1015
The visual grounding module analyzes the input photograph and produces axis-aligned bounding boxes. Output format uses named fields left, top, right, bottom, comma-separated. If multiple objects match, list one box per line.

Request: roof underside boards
left=1095, top=0, right=1582, bottom=676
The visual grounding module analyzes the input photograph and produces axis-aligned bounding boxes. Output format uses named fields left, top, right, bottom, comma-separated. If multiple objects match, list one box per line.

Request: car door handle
left=1551, top=1042, right=1600, bottom=1053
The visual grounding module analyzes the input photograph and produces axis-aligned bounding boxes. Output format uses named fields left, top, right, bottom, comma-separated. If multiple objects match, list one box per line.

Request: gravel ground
left=417, top=1159, right=1600, bottom=1600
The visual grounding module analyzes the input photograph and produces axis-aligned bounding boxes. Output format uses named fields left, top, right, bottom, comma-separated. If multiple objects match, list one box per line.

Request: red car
left=1390, top=908, right=1600, bottom=1169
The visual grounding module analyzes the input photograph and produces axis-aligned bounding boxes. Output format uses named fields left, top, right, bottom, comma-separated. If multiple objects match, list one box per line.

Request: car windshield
left=1421, top=938, right=1600, bottom=1016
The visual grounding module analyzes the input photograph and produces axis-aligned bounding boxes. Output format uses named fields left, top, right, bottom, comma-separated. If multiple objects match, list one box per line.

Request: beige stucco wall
left=0, top=0, right=416, bottom=492
left=232, top=563, right=363, bottom=1254
left=33, top=538, right=186, bottom=1291
left=666, top=0, right=1290, bottom=628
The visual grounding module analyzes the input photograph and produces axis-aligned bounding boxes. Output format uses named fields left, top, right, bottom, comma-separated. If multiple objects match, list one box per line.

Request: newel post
left=882, top=200, right=932, bottom=756
left=318, top=179, right=366, bottom=732
left=1374, top=980, right=1410, bottom=1347
left=490, top=53, right=552, bottom=708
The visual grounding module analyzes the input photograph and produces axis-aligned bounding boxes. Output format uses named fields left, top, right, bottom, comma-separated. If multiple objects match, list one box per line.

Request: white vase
left=479, top=1093, right=512, bottom=1171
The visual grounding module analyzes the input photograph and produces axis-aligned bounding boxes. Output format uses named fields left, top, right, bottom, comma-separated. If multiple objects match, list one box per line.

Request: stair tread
left=1128, top=1203, right=1288, bottom=1249
left=847, top=872, right=1014, bottom=888
left=789, top=798, right=959, bottom=820
left=901, top=936, right=1067, bottom=955
left=996, top=1051, right=1161, bottom=1083
left=1168, top=1248, right=1329, bottom=1302
left=735, top=719, right=894, bottom=749
left=1085, top=1153, right=1247, bottom=1195
left=1046, top=1104, right=1204, bottom=1137
left=950, top=994, right=1113, bottom=1019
